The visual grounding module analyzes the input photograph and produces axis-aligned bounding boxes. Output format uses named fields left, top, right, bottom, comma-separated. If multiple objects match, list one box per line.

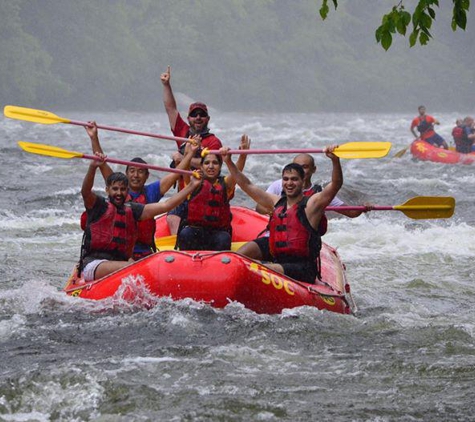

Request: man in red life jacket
left=260, top=153, right=369, bottom=218
left=85, top=121, right=200, bottom=260
left=410, top=105, right=448, bottom=149
left=80, top=153, right=200, bottom=281
left=160, top=65, right=223, bottom=234
left=241, top=152, right=373, bottom=261
left=222, top=146, right=343, bottom=284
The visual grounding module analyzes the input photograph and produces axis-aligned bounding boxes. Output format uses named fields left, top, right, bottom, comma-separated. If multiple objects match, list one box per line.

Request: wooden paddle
left=393, top=147, right=408, bottom=158
left=328, top=196, right=455, bottom=219
left=18, top=141, right=197, bottom=177
left=5, top=105, right=192, bottom=143
left=202, top=142, right=392, bottom=159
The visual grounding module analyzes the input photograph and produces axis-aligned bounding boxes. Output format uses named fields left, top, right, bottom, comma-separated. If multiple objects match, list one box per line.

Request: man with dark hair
left=160, top=66, right=223, bottom=234
left=85, top=121, right=200, bottom=259
left=262, top=153, right=367, bottom=218
left=80, top=153, right=200, bottom=281
left=222, top=145, right=343, bottom=284
left=410, top=105, right=448, bottom=149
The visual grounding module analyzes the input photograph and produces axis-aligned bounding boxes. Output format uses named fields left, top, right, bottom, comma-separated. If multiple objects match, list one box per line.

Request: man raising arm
left=222, top=146, right=342, bottom=284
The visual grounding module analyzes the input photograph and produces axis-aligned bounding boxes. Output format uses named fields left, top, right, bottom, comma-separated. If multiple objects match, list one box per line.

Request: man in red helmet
left=161, top=65, right=223, bottom=234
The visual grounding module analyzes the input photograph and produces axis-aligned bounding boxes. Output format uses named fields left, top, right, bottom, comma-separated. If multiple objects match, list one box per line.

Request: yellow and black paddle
left=5, top=105, right=191, bottom=143
left=18, top=141, right=198, bottom=177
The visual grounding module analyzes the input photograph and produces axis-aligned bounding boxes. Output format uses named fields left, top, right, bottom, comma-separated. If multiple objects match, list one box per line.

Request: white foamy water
left=1, top=111, right=474, bottom=421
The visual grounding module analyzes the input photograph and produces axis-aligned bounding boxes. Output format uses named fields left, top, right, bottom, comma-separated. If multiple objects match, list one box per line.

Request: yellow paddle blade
left=155, top=235, right=177, bottom=250
left=335, top=142, right=391, bottom=159
left=394, top=196, right=455, bottom=219
left=4, top=105, right=70, bottom=125
left=18, top=141, right=84, bottom=159
left=393, top=147, right=408, bottom=158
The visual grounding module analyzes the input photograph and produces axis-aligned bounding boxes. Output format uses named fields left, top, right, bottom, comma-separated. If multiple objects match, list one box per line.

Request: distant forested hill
left=1, top=0, right=474, bottom=112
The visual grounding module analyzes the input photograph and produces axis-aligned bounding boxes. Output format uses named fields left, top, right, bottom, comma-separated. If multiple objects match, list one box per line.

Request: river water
left=0, top=111, right=474, bottom=421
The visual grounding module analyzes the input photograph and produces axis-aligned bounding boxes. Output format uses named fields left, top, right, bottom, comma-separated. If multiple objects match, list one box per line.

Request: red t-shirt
left=411, top=115, right=436, bottom=140
left=173, top=113, right=222, bottom=150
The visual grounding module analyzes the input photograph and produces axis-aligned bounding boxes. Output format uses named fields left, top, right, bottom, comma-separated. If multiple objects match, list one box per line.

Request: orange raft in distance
left=410, top=138, right=475, bottom=165
left=64, top=206, right=355, bottom=315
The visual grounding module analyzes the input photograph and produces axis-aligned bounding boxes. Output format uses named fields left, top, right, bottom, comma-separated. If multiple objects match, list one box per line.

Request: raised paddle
left=201, top=142, right=392, bottom=159
left=327, top=196, right=455, bottom=219
left=18, top=141, right=198, bottom=177
left=5, top=105, right=192, bottom=144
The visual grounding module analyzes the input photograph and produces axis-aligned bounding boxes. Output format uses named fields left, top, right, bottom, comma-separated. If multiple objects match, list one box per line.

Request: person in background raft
left=242, top=152, right=372, bottom=260
left=221, top=145, right=342, bottom=284
left=452, top=119, right=465, bottom=150
left=160, top=65, right=223, bottom=235
left=455, top=116, right=475, bottom=154
left=410, top=105, right=448, bottom=150
left=80, top=153, right=201, bottom=282
left=261, top=153, right=369, bottom=218
left=85, top=121, right=201, bottom=260
left=177, top=135, right=251, bottom=251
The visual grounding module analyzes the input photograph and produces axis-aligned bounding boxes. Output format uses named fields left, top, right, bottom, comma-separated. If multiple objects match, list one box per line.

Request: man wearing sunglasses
left=161, top=65, right=223, bottom=234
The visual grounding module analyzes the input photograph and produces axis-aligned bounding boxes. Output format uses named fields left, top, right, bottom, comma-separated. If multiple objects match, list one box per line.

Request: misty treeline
left=1, top=0, right=474, bottom=112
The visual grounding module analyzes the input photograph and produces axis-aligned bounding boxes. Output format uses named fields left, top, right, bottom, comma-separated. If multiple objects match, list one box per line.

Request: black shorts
left=254, top=236, right=317, bottom=284
left=253, top=236, right=272, bottom=261
left=167, top=201, right=188, bottom=218
left=279, top=261, right=317, bottom=284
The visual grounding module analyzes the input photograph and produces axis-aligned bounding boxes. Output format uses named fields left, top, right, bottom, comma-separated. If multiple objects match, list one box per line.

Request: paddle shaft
left=67, top=119, right=190, bottom=143
left=81, top=153, right=194, bottom=176
left=206, top=148, right=328, bottom=155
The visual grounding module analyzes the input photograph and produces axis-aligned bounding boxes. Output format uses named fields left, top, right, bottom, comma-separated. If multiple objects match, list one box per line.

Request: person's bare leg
left=94, top=260, right=132, bottom=280
left=237, top=241, right=263, bottom=260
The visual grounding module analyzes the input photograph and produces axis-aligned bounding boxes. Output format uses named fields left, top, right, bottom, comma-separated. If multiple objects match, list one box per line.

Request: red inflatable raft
left=64, top=206, right=355, bottom=315
left=410, top=139, right=475, bottom=165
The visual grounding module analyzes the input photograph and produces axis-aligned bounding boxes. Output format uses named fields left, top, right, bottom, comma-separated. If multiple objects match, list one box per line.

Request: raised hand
left=160, top=65, right=171, bottom=86
left=239, top=134, right=251, bottom=150
left=85, top=121, right=98, bottom=139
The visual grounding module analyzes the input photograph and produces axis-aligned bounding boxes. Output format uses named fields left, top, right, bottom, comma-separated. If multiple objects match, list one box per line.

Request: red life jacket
left=85, top=201, right=138, bottom=261
left=417, top=116, right=431, bottom=134
left=303, top=184, right=328, bottom=236
left=80, top=190, right=156, bottom=254
left=452, top=126, right=464, bottom=145
left=126, top=191, right=156, bottom=251
left=269, top=197, right=321, bottom=261
left=186, top=177, right=232, bottom=230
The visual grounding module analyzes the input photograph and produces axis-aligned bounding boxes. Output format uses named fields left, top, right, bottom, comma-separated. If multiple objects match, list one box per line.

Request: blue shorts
left=425, top=134, right=446, bottom=148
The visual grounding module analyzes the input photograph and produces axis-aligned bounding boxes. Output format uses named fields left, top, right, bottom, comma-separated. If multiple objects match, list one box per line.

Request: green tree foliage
left=320, top=0, right=470, bottom=50
left=0, top=1, right=473, bottom=112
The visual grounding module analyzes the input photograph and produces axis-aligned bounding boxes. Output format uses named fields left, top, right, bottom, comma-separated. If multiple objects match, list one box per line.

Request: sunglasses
left=189, top=110, right=208, bottom=118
